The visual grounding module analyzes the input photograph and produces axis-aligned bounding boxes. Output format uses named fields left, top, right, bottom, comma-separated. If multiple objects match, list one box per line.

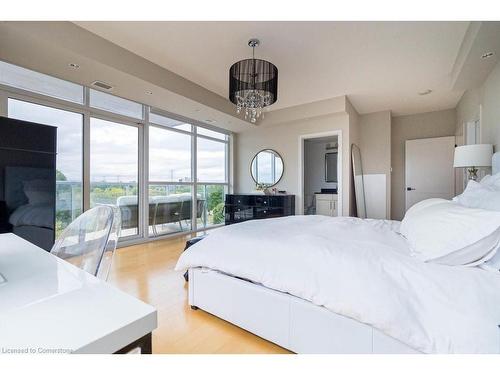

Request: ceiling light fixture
left=418, top=89, right=433, bottom=96
left=229, top=38, right=278, bottom=123
left=68, top=63, right=80, bottom=69
left=146, top=90, right=153, bottom=95
left=481, top=52, right=494, bottom=59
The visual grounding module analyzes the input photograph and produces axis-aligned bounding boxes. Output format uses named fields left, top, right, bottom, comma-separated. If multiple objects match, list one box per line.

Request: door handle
left=406, top=187, right=416, bottom=191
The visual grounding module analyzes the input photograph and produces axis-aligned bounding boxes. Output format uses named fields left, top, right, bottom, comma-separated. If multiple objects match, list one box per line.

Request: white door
left=405, top=136, right=455, bottom=211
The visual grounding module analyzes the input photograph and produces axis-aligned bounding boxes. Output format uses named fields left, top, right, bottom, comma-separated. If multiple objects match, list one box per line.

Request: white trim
left=297, top=130, right=343, bottom=216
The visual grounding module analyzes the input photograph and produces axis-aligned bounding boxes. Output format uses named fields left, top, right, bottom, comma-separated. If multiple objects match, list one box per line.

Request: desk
left=0, top=233, right=157, bottom=354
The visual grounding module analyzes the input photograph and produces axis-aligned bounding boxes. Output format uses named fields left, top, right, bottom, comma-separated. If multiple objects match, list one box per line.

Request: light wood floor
left=108, top=233, right=289, bottom=354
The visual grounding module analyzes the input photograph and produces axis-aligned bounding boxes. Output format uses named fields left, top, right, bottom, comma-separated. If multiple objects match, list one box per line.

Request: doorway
left=405, top=136, right=455, bottom=211
left=298, top=130, right=343, bottom=216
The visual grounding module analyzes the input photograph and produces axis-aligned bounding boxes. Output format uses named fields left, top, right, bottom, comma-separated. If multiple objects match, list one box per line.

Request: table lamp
left=454, top=144, right=493, bottom=181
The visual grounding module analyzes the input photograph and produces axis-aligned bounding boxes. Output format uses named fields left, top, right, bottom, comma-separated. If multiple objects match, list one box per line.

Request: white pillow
left=456, top=180, right=500, bottom=211
left=480, top=173, right=500, bottom=189
left=400, top=198, right=500, bottom=266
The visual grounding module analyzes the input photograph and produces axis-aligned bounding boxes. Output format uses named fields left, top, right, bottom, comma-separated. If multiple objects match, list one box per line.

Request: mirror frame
left=325, top=152, right=338, bottom=183
left=250, top=149, right=284, bottom=187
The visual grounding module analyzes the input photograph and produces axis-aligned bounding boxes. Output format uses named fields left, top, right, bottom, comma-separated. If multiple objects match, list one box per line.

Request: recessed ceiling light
left=146, top=90, right=153, bottom=95
left=68, top=63, right=80, bottom=69
left=418, top=89, right=433, bottom=96
left=481, top=52, right=494, bottom=59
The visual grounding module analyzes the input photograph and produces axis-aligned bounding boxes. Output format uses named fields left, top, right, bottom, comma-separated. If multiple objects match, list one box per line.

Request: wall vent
left=91, top=80, right=113, bottom=91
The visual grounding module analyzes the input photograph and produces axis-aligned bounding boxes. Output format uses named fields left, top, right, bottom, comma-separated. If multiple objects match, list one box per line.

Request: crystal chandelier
left=229, top=39, right=278, bottom=123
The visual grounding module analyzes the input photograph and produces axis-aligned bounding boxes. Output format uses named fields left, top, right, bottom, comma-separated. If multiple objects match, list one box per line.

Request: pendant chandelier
left=229, top=39, right=278, bottom=123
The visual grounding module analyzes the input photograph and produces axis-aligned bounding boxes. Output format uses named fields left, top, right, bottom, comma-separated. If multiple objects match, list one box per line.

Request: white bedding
left=176, top=215, right=500, bottom=353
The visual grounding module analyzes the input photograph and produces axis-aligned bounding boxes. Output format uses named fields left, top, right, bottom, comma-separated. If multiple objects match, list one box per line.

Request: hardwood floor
left=108, top=233, right=289, bottom=354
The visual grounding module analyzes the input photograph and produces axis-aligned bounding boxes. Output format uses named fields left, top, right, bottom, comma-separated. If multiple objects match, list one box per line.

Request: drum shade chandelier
left=229, top=39, right=278, bottom=123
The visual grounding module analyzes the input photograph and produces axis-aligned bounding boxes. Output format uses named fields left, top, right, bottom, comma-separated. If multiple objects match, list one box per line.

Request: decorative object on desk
left=251, top=149, right=284, bottom=187
left=51, top=205, right=121, bottom=281
left=255, top=183, right=271, bottom=195
left=454, top=144, right=493, bottom=181
left=351, top=144, right=367, bottom=218
left=229, top=38, right=278, bottom=123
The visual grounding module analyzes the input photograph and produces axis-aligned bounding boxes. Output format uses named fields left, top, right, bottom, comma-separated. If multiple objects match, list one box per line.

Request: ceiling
left=75, top=21, right=471, bottom=116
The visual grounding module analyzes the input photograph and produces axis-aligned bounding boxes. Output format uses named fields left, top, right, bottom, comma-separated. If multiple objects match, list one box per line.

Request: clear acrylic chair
left=50, top=205, right=121, bottom=281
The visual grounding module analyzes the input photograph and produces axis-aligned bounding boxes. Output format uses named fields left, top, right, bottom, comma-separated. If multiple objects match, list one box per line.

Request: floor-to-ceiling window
left=0, top=60, right=231, bottom=244
left=196, top=133, right=228, bottom=228
left=146, top=111, right=229, bottom=235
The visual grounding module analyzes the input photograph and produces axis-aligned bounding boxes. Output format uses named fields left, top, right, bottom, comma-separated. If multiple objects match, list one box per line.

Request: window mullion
left=192, top=127, right=198, bottom=232
left=82, top=88, right=91, bottom=212
left=142, top=108, right=150, bottom=240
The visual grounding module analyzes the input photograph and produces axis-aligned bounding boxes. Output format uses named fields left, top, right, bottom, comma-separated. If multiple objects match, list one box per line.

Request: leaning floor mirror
left=351, top=144, right=367, bottom=218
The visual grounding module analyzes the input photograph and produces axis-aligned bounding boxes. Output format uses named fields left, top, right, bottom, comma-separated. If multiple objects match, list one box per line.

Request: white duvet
left=176, top=215, right=500, bottom=353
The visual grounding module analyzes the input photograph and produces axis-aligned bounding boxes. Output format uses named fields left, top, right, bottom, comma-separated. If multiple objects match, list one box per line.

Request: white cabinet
left=315, top=194, right=338, bottom=217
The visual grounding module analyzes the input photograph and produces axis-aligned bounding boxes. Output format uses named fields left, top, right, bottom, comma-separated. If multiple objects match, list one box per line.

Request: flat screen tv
left=0, top=116, right=57, bottom=251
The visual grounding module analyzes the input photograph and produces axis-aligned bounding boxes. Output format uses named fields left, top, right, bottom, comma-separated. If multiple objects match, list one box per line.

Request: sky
left=8, top=99, right=227, bottom=184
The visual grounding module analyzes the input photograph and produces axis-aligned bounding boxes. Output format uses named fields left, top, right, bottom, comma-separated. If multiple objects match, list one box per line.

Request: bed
left=176, top=154, right=500, bottom=354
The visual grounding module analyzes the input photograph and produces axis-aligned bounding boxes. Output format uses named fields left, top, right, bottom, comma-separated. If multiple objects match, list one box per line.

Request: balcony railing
left=56, top=181, right=225, bottom=238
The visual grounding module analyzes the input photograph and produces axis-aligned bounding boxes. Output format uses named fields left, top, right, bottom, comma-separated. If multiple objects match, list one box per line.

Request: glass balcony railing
left=56, top=181, right=226, bottom=239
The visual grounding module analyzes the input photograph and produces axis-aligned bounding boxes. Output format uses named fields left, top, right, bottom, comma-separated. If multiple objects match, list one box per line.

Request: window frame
left=0, top=62, right=232, bottom=246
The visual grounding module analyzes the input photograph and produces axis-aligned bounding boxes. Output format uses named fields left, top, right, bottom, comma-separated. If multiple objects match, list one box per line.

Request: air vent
left=91, top=80, right=113, bottom=91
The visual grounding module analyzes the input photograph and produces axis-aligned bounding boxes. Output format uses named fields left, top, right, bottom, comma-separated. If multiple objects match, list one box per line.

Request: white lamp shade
left=454, top=144, right=493, bottom=168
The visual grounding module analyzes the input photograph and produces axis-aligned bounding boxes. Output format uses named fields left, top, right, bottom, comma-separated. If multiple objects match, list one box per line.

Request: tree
left=207, top=186, right=223, bottom=212
left=212, top=202, right=225, bottom=224
left=56, top=169, right=67, bottom=181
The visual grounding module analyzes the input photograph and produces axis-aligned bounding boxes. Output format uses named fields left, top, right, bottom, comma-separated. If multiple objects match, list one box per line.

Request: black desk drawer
left=255, top=207, right=283, bottom=218
left=226, top=195, right=251, bottom=205
left=253, top=196, right=270, bottom=207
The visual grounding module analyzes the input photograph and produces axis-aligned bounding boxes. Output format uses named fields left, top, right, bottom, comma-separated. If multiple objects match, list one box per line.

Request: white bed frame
left=188, top=268, right=420, bottom=353
left=188, top=152, right=500, bottom=354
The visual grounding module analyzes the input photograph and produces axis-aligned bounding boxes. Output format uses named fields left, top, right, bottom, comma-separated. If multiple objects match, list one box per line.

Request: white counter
left=0, top=233, right=157, bottom=354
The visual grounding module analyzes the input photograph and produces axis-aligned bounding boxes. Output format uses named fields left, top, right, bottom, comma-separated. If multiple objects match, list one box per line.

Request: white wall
left=304, top=138, right=338, bottom=212
left=234, top=112, right=351, bottom=215
left=481, top=61, right=500, bottom=150
left=346, top=100, right=360, bottom=216
left=454, top=61, right=500, bottom=193
left=359, top=111, right=392, bottom=218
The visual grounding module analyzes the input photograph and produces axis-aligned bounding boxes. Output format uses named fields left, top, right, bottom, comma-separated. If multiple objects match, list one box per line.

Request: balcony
left=56, top=181, right=224, bottom=239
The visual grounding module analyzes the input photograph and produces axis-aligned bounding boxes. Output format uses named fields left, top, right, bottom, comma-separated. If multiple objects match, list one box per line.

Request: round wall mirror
left=250, top=149, right=284, bottom=187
